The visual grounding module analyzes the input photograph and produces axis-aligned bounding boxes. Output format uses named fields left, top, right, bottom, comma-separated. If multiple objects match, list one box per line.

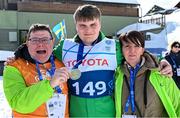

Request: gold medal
left=71, top=68, right=81, bottom=80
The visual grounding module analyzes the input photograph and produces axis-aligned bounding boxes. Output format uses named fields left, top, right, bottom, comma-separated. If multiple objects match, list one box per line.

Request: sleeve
left=150, top=71, right=180, bottom=117
left=166, top=78, right=180, bottom=117
left=53, top=40, right=64, bottom=61
left=158, top=73, right=180, bottom=117
left=3, top=66, right=54, bottom=113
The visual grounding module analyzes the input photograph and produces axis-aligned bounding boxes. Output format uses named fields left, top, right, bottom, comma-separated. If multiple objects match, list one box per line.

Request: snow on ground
left=0, top=50, right=13, bottom=117
left=0, top=80, right=12, bottom=117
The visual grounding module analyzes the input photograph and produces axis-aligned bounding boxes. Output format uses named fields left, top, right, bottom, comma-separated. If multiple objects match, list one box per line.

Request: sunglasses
left=174, top=45, right=180, bottom=48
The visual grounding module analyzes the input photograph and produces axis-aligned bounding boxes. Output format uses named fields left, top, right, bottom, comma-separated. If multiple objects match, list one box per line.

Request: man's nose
left=84, top=26, right=92, bottom=32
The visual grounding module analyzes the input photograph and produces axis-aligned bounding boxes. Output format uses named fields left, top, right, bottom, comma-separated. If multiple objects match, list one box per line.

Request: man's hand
left=50, top=67, right=70, bottom=88
left=159, top=59, right=173, bottom=77
left=4, top=57, right=16, bottom=66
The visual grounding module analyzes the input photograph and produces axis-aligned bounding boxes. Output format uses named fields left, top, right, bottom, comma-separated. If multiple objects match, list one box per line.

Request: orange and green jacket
left=3, top=58, right=69, bottom=117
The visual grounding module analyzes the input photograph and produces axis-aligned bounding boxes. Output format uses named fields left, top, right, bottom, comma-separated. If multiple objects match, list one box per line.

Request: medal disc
left=71, top=68, right=81, bottom=80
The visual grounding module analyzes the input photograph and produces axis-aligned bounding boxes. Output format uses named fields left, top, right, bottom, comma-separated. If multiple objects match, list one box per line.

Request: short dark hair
left=119, top=30, right=145, bottom=48
left=73, top=4, right=101, bottom=22
left=27, top=23, right=53, bottom=40
left=171, top=41, right=180, bottom=49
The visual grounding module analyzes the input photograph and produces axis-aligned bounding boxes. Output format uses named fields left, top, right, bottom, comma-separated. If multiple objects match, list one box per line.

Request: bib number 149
left=72, top=81, right=106, bottom=96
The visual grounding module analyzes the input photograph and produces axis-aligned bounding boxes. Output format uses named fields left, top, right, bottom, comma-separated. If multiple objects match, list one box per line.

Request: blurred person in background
left=165, top=41, right=180, bottom=89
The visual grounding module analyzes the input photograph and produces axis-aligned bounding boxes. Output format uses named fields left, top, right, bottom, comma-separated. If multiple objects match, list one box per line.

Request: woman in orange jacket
left=3, top=23, right=69, bottom=117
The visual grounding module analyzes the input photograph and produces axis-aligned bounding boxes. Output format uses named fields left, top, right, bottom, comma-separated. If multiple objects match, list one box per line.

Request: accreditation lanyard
left=35, top=55, right=62, bottom=93
left=169, top=56, right=178, bottom=69
left=124, top=64, right=140, bottom=113
left=73, top=39, right=98, bottom=69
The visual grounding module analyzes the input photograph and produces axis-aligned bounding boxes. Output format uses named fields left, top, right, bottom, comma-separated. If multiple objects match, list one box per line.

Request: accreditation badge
left=122, top=114, right=137, bottom=118
left=177, top=68, right=180, bottom=76
left=46, top=93, right=66, bottom=118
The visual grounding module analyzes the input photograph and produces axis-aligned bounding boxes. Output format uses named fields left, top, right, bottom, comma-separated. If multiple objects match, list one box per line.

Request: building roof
left=145, top=5, right=165, bottom=16
left=175, top=1, right=180, bottom=8
left=144, top=1, right=179, bottom=16
left=117, top=23, right=161, bottom=35
left=144, top=4, right=178, bottom=16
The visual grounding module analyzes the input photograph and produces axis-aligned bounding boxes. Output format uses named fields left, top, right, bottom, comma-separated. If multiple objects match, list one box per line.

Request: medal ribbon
left=35, top=55, right=62, bottom=93
left=73, top=39, right=98, bottom=69
left=124, top=64, right=140, bottom=113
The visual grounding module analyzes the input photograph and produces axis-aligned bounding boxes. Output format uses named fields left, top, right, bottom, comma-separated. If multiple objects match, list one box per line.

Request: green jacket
left=115, top=68, right=180, bottom=117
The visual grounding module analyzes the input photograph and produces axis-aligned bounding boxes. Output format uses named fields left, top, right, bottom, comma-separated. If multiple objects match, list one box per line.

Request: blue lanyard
left=73, top=44, right=84, bottom=69
left=73, top=40, right=98, bottom=69
left=169, top=56, right=178, bottom=69
left=124, top=64, right=140, bottom=113
left=62, top=39, right=98, bottom=69
left=35, top=55, right=62, bottom=93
